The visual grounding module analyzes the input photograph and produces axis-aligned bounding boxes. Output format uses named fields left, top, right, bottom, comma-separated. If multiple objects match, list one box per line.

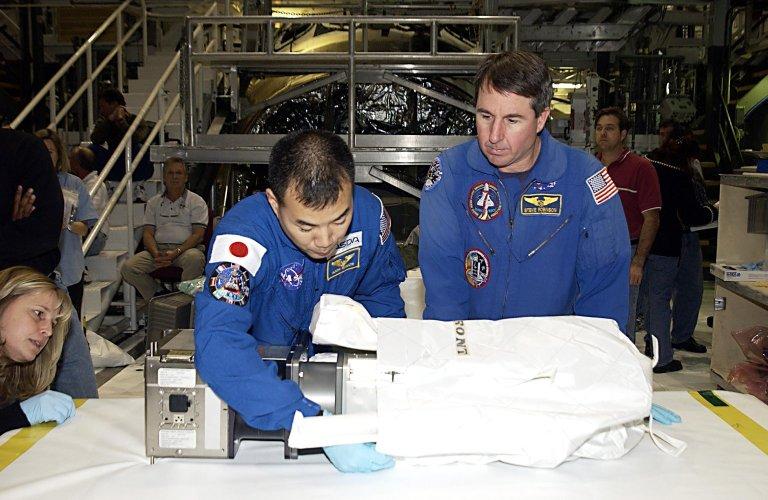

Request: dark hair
left=474, top=51, right=553, bottom=117
left=595, top=107, right=630, bottom=132
left=268, top=130, right=354, bottom=209
left=70, top=146, right=96, bottom=172
left=98, top=87, right=126, bottom=106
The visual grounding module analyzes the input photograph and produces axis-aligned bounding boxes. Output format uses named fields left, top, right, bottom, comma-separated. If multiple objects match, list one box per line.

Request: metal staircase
left=7, top=0, right=221, bottom=345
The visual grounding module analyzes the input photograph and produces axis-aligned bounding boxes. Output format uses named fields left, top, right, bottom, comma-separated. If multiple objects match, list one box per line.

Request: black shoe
left=672, top=338, right=707, bottom=353
left=653, top=360, right=683, bottom=374
left=644, top=344, right=653, bottom=357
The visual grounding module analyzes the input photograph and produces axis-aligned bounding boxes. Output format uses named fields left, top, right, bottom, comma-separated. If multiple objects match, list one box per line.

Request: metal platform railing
left=9, top=0, right=149, bottom=131
left=151, top=14, right=518, bottom=173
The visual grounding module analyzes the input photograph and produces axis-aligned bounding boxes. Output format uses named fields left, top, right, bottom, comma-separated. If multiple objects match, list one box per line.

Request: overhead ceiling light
left=553, top=83, right=583, bottom=89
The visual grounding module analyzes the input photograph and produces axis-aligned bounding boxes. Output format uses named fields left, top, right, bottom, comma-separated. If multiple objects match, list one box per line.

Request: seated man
left=89, top=87, right=153, bottom=183
left=121, top=157, right=208, bottom=301
left=194, top=130, right=406, bottom=434
left=69, top=146, right=110, bottom=256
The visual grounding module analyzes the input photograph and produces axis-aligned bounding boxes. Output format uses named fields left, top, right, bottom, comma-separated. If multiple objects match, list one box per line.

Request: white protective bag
left=299, top=295, right=657, bottom=467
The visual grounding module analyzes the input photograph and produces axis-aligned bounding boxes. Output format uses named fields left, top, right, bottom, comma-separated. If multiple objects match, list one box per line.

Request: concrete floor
left=641, top=281, right=716, bottom=392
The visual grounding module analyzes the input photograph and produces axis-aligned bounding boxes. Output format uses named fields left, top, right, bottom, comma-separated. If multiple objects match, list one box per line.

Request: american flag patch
left=379, top=207, right=391, bottom=245
left=585, top=168, right=618, bottom=205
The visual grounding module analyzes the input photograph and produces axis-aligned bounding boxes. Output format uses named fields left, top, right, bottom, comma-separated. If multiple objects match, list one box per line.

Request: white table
left=1, top=391, right=767, bottom=499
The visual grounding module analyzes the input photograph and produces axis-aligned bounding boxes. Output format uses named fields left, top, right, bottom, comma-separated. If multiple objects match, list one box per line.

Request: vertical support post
left=158, top=86, right=166, bottom=146
left=125, top=141, right=137, bottom=331
left=230, top=66, right=239, bottom=118
left=141, top=0, right=148, bottom=64
left=86, top=45, right=94, bottom=131
left=117, top=11, right=124, bottom=91
left=196, top=27, right=204, bottom=135
left=430, top=20, right=437, bottom=55
left=362, top=0, right=369, bottom=52
left=348, top=20, right=355, bottom=149
left=267, top=20, right=274, bottom=55
left=48, top=85, right=56, bottom=127
left=184, top=20, right=195, bottom=146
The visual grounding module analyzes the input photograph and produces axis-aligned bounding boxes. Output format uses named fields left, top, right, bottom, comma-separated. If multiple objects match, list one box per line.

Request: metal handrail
left=9, top=0, right=148, bottom=131
left=79, top=1, right=218, bottom=329
left=87, top=1, right=217, bottom=201
left=717, top=83, right=745, bottom=167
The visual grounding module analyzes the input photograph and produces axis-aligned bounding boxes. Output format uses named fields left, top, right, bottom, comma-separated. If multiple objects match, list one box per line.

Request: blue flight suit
left=195, top=186, right=406, bottom=431
left=419, top=129, right=630, bottom=333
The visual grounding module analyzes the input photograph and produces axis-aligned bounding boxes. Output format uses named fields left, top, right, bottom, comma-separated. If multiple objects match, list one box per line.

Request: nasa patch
left=336, top=230, right=362, bottom=255
left=279, top=261, right=304, bottom=290
left=521, top=194, right=563, bottom=216
left=464, top=249, right=490, bottom=288
left=209, top=263, right=251, bottom=306
left=327, top=248, right=361, bottom=280
left=423, top=157, right=443, bottom=191
left=468, top=181, right=503, bottom=221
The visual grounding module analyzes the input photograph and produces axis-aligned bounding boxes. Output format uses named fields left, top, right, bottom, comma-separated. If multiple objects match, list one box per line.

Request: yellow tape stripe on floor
left=690, top=390, right=768, bottom=455
left=0, top=399, right=88, bottom=473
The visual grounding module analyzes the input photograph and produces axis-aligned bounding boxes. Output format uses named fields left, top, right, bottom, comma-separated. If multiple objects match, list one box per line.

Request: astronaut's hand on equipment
left=651, top=403, right=682, bottom=425
left=19, top=390, right=76, bottom=426
left=323, top=443, right=395, bottom=473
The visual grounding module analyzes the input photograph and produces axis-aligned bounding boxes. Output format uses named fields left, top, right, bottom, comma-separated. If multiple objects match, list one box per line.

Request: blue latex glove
left=19, top=390, right=76, bottom=426
left=651, top=403, right=682, bottom=425
left=323, top=442, right=395, bottom=473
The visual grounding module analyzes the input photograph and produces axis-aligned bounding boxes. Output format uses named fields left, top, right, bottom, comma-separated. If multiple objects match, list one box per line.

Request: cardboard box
left=712, top=263, right=768, bottom=281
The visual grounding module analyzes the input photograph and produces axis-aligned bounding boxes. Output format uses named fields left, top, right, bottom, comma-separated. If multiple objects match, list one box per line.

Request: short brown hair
left=474, top=51, right=553, bottom=117
left=595, top=107, right=630, bottom=132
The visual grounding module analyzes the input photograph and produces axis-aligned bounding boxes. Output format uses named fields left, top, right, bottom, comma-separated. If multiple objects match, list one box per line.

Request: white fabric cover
left=374, top=316, right=652, bottom=467
left=87, top=330, right=134, bottom=368
left=305, top=295, right=654, bottom=467
left=398, top=268, right=425, bottom=319
left=309, top=294, right=378, bottom=350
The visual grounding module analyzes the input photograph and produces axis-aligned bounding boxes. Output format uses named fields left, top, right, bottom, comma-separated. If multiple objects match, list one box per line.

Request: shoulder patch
left=585, top=167, right=618, bottom=206
left=210, top=234, right=267, bottom=275
left=335, top=230, right=363, bottom=255
left=373, top=194, right=392, bottom=245
left=423, top=157, right=443, bottom=191
left=209, top=263, right=251, bottom=306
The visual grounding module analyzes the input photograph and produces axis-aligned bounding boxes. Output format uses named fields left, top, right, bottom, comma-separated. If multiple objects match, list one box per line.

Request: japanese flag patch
left=585, top=167, right=618, bottom=206
left=210, top=234, right=267, bottom=275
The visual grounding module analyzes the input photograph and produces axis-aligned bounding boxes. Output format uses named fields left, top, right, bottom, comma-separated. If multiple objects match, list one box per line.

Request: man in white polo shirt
left=121, top=157, right=208, bottom=301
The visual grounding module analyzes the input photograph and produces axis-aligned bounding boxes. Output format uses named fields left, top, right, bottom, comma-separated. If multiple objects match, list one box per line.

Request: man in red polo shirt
left=595, top=107, right=661, bottom=340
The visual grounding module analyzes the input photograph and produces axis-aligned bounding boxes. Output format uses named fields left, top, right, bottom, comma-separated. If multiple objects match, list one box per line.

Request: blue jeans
left=51, top=278, right=99, bottom=398
left=641, top=254, right=679, bottom=366
left=626, top=244, right=639, bottom=342
left=671, top=232, right=703, bottom=344
left=85, top=231, right=108, bottom=257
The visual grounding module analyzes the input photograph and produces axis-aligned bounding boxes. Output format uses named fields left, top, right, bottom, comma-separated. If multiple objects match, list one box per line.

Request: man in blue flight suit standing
left=419, top=51, right=631, bottom=333
left=195, top=130, right=405, bottom=473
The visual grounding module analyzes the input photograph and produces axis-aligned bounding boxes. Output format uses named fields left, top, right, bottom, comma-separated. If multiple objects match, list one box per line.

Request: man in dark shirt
left=641, top=129, right=718, bottom=373
left=89, top=87, right=153, bottom=182
left=1, top=128, right=98, bottom=399
left=0, top=129, right=63, bottom=274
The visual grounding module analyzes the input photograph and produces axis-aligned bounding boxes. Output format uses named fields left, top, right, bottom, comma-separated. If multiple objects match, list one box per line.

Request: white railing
left=80, top=1, right=219, bottom=329
left=9, top=0, right=149, bottom=131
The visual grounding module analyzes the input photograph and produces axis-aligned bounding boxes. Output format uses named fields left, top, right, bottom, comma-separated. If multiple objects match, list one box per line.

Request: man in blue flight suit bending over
left=195, top=130, right=405, bottom=472
left=419, top=50, right=631, bottom=333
